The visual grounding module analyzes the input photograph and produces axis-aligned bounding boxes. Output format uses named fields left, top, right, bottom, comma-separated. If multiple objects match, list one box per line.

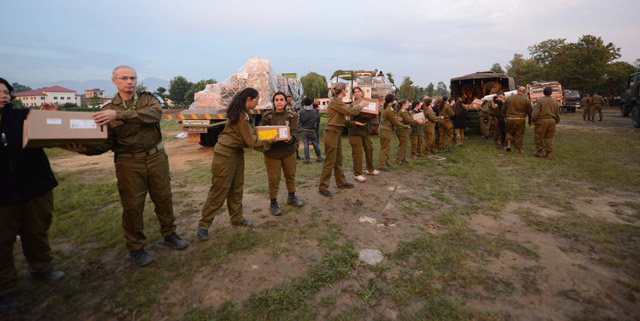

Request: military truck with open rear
left=620, top=71, right=640, bottom=128
left=450, top=71, right=515, bottom=128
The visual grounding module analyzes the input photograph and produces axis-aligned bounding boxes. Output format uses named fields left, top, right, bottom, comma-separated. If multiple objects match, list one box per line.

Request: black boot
left=164, top=232, right=188, bottom=250
left=270, top=199, right=282, bottom=216
left=287, top=193, right=304, bottom=207
left=130, top=249, right=154, bottom=267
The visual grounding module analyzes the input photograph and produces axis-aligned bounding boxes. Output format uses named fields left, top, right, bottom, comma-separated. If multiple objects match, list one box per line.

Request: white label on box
left=278, top=127, right=288, bottom=138
left=46, top=118, right=62, bottom=125
left=363, top=102, right=377, bottom=111
left=69, top=119, right=97, bottom=129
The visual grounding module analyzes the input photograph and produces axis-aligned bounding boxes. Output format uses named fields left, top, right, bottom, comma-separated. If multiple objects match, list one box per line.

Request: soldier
left=532, top=87, right=561, bottom=159
left=197, top=88, right=274, bottom=239
left=348, top=87, right=378, bottom=182
left=437, top=97, right=455, bottom=152
left=259, top=92, right=303, bottom=216
left=396, top=99, right=419, bottom=164
left=502, top=86, right=532, bottom=154
left=591, top=92, right=604, bottom=121
left=409, top=100, right=424, bottom=158
left=491, top=93, right=507, bottom=147
left=422, top=97, right=440, bottom=155
left=479, top=99, right=491, bottom=141
left=318, top=83, right=365, bottom=197
left=378, top=94, right=408, bottom=171
left=1, top=79, right=65, bottom=310
left=65, top=66, right=188, bottom=266
left=581, top=94, right=591, bottom=121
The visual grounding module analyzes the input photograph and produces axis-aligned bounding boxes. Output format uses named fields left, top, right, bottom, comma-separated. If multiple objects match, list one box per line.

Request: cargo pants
left=410, top=135, right=423, bottom=155
left=349, top=134, right=374, bottom=176
left=378, top=127, right=392, bottom=169
left=535, top=118, right=556, bottom=153
left=479, top=115, right=490, bottom=137
left=423, top=123, right=436, bottom=154
left=582, top=106, right=591, bottom=120
left=438, top=120, right=453, bottom=149
left=264, top=153, right=296, bottom=199
left=115, top=150, right=176, bottom=251
left=199, top=149, right=247, bottom=229
left=319, top=127, right=347, bottom=191
left=591, top=104, right=603, bottom=120
left=506, top=118, right=526, bottom=150
left=0, top=191, right=54, bottom=296
left=395, top=132, right=409, bottom=163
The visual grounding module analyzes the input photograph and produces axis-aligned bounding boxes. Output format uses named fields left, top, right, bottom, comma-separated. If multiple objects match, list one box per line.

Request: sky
left=2, top=0, right=639, bottom=91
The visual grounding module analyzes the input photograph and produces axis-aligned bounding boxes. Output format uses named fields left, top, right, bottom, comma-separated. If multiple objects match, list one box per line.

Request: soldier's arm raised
left=116, top=94, right=162, bottom=125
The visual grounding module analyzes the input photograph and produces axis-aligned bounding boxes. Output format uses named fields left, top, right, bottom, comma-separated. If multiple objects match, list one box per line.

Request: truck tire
left=621, top=104, right=630, bottom=117
left=632, top=105, right=640, bottom=128
left=571, top=107, right=576, bottom=113
left=199, top=125, right=224, bottom=147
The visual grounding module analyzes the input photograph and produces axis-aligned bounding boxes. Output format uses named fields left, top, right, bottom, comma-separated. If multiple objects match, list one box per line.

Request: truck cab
left=620, top=72, right=640, bottom=128
left=527, top=81, right=563, bottom=108
left=562, top=90, right=580, bottom=113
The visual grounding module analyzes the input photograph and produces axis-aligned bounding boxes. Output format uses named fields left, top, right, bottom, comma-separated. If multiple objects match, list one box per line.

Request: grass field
left=3, top=109, right=639, bottom=321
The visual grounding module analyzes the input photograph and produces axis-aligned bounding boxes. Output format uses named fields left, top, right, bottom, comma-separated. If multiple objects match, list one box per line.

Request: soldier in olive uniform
left=437, top=97, right=455, bottom=152
left=396, top=99, right=419, bottom=164
left=422, top=97, right=439, bottom=155
left=410, top=100, right=424, bottom=158
left=479, top=99, right=491, bottom=141
left=532, top=87, right=561, bottom=159
left=379, top=94, right=408, bottom=171
left=197, top=88, right=273, bottom=239
left=259, top=92, right=303, bottom=216
left=581, top=94, right=591, bottom=121
left=591, top=92, right=604, bottom=121
left=67, top=66, right=188, bottom=266
left=318, top=83, right=365, bottom=197
left=502, top=87, right=532, bottom=154
left=348, top=87, right=378, bottom=182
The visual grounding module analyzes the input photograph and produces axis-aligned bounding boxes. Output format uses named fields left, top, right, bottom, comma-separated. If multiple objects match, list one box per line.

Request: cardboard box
left=23, top=110, right=107, bottom=148
left=255, top=125, right=290, bottom=141
left=359, top=98, right=379, bottom=115
left=471, top=99, right=483, bottom=110
left=412, top=112, right=426, bottom=122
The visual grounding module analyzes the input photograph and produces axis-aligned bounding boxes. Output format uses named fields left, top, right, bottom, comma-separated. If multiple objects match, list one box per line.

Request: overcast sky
left=2, top=0, right=639, bottom=90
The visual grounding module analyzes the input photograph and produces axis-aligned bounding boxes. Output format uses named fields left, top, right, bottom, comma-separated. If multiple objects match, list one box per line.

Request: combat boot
left=197, top=228, right=209, bottom=241
left=515, top=149, right=522, bottom=154
left=545, top=151, right=553, bottom=159
left=164, top=232, right=188, bottom=250
left=533, top=150, right=544, bottom=157
left=287, top=193, right=304, bottom=207
left=270, top=199, right=282, bottom=216
left=130, top=249, right=154, bottom=267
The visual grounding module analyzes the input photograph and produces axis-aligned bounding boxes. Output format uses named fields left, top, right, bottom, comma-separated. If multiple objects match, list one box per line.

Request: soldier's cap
left=543, top=87, right=553, bottom=96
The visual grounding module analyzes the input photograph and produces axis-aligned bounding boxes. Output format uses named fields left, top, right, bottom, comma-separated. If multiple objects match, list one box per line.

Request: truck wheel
left=571, top=107, right=576, bottom=113
left=621, top=104, right=630, bottom=117
left=632, top=105, right=640, bottom=128
left=199, top=126, right=224, bottom=147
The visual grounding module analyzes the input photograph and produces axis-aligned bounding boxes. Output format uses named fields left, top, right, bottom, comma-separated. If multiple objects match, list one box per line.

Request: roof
left=15, top=86, right=76, bottom=97
left=450, top=71, right=511, bottom=82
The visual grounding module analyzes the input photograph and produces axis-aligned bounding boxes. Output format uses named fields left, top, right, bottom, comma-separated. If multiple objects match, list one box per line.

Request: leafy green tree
left=11, top=82, right=31, bottom=93
left=413, top=85, right=427, bottom=99
left=634, top=58, right=640, bottom=70
left=602, top=61, right=636, bottom=98
left=12, top=99, right=25, bottom=108
left=398, top=76, right=415, bottom=100
left=436, top=81, right=449, bottom=97
left=506, top=53, right=539, bottom=86
left=490, top=63, right=505, bottom=74
left=386, top=72, right=395, bottom=84
left=156, top=86, right=166, bottom=96
left=425, top=83, right=435, bottom=97
left=300, top=72, right=328, bottom=100
left=184, top=79, right=217, bottom=106
left=136, top=82, right=147, bottom=92
left=89, top=95, right=101, bottom=108
left=169, top=76, right=192, bottom=107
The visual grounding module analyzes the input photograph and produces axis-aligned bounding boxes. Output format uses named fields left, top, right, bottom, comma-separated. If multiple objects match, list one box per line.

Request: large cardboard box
left=255, top=125, right=290, bottom=141
left=23, top=110, right=107, bottom=148
left=359, top=98, right=379, bottom=115
left=412, top=112, right=426, bottom=122
left=471, top=99, right=483, bottom=110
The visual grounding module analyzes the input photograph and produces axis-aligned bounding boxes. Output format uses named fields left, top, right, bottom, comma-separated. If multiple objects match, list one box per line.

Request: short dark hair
left=384, top=94, right=395, bottom=107
left=303, top=97, right=312, bottom=106
left=0, top=77, right=15, bottom=100
left=227, top=88, right=259, bottom=125
left=352, top=86, right=362, bottom=94
left=543, top=87, right=552, bottom=96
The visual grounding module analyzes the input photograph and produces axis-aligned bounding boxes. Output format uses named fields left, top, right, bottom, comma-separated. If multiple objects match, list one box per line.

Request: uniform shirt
left=259, top=109, right=298, bottom=159
left=423, top=107, right=438, bottom=126
left=326, top=97, right=361, bottom=127
left=215, top=114, right=271, bottom=156
left=479, top=100, right=491, bottom=117
left=397, top=108, right=417, bottom=136
left=591, top=94, right=604, bottom=106
left=503, top=94, right=532, bottom=120
left=380, top=105, right=405, bottom=130
left=84, top=91, right=163, bottom=155
left=532, top=96, right=561, bottom=124
left=438, top=104, right=455, bottom=122
left=581, top=97, right=591, bottom=109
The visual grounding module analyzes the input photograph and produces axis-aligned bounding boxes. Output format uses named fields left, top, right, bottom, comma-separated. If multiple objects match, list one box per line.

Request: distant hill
left=28, top=77, right=169, bottom=97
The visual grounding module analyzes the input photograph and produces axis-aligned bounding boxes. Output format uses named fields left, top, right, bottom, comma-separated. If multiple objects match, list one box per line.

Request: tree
left=12, top=99, right=25, bottom=108
left=398, top=76, right=415, bottom=100
left=490, top=63, right=504, bottom=74
left=425, top=83, right=435, bottom=97
left=156, top=86, right=166, bottom=96
left=602, top=61, right=636, bottom=98
left=89, top=95, right=101, bottom=108
left=136, top=82, right=147, bottom=92
left=436, top=81, right=449, bottom=97
left=386, top=72, right=395, bottom=85
left=634, top=58, right=640, bottom=70
left=506, top=53, right=539, bottom=87
left=169, top=76, right=192, bottom=107
left=11, top=82, right=31, bottom=93
left=300, top=72, right=328, bottom=100
left=184, top=79, right=216, bottom=106
left=413, top=85, right=427, bottom=99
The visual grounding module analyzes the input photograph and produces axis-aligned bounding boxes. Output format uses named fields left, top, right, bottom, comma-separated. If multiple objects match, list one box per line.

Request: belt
left=325, top=125, right=343, bottom=130
left=507, top=117, right=525, bottom=120
left=301, top=128, right=316, bottom=132
left=116, top=142, right=164, bottom=158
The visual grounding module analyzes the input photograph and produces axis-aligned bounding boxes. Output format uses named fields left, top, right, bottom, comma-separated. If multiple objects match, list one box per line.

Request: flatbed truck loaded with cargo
left=450, top=71, right=515, bottom=128
left=163, top=56, right=304, bottom=146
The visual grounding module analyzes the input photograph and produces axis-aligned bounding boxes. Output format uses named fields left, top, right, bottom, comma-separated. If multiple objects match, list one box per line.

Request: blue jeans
left=302, top=130, right=322, bottom=160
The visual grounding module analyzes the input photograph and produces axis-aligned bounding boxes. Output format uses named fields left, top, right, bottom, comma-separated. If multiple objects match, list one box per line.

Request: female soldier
left=197, top=88, right=273, bottom=240
left=378, top=94, right=408, bottom=171
left=422, top=97, right=440, bottom=155
left=318, top=83, right=365, bottom=197
left=409, top=100, right=424, bottom=158
left=259, top=92, right=303, bottom=216
left=437, top=97, right=455, bottom=152
left=348, top=87, right=378, bottom=182
left=395, top=99, right=420, bottom=165
left=453, top=98, right=468, bottom=146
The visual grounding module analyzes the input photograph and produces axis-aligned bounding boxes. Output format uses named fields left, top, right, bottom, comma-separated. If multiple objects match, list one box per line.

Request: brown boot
left=411, top=154, right=417, bottom=159
left=545, top=151, right=552, bottom=159
left=515, top=149, right=522, bottom=154
left=417, top=152, right=423, bottom=157
left=533, top=150, right=544, bottom=157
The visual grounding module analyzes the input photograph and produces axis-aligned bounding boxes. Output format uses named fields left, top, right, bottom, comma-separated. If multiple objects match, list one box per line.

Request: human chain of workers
left=0, top=66, right=562, bottom=309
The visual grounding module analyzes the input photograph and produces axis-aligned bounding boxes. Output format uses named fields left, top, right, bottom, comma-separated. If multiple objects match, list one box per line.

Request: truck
left=527, top=81, right=563, bottom=107
left=450, top=71, right=515, bottom=128
left=163, top=56, right=304, bottom=146
left=620, top=71, right=640, bottom=128
left=562, top=90, right=581, bottom=113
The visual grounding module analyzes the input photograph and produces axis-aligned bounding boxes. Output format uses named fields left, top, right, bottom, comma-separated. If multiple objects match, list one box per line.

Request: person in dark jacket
left=453, top=98, right=468, bottom=146
left=299, top=98, right=323, bottom=164
left=0, top=78, right=65, bottom=310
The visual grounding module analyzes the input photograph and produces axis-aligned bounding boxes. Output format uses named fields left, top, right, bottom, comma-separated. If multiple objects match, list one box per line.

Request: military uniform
left=379, top=105, right=406, bottom=169
left=591, top=94, right=604, bottom=121
left=396, top=108, right=417, bottom=163
left=319, top=97, right=361, bottom=192
left=532, top=96, right=560, bottom=155
left=199, top=115, right=271, bottom=229
left=348, top=99, right=375, bottom=176
left=422, top=107, right=438, bottom=154
left=438, top=104, right=455, bottom=150
left=502, top=94, right=532, bottom=151
left=489, top=100, right=503, bottom=143
left=84, top=91, right=176, bottom=251
left=409, top=109, right=424, bottom=157
left=259, top=109, right=298, bottom=200
left=581, top=96, right=592, bottom=121
left=479, top=100, right=491, bottom=138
